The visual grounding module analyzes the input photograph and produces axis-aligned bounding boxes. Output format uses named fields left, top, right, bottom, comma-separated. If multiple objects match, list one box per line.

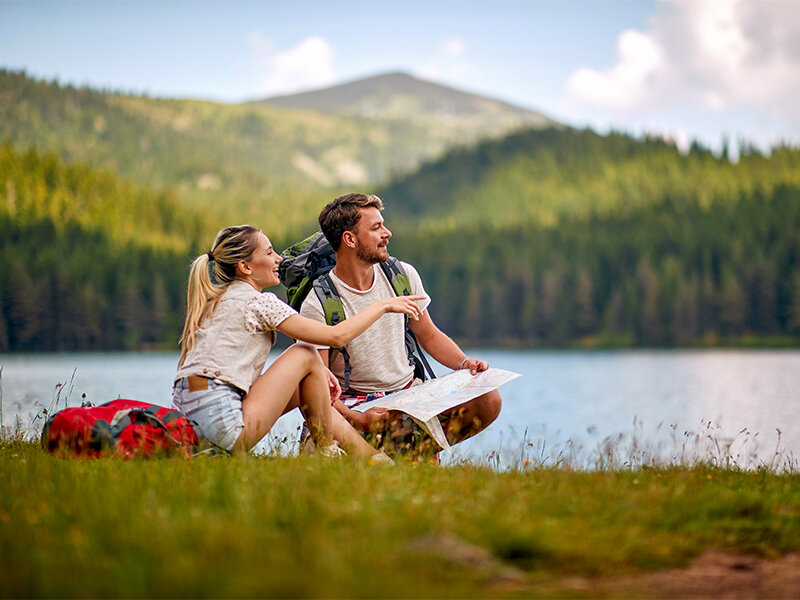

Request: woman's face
left=241, top=232, right=282, bottom=289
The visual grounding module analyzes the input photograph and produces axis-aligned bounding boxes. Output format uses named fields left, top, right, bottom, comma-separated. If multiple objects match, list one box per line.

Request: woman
left=173, top=225, right=423, bottom=458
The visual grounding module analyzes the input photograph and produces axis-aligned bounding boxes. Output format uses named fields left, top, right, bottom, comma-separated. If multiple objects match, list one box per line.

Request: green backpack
left=279, top=231, right=435, bottom=390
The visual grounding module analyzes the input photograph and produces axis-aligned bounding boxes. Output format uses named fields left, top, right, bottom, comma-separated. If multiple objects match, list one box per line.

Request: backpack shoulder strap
left=312, top=273, right=352, bottom=390
left=379, top=257, right=412, bottom=297
left=313, top=272, right=345, bottom=327
left=378, top=259, right=437, bottom=382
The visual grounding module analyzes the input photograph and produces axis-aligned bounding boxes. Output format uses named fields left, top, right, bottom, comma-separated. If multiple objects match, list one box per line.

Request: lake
left=2, top=349, right=799, bottom=470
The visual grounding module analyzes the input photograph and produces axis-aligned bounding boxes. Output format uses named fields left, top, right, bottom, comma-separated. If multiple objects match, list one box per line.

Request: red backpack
left=41, top=399, right=203, bottom=459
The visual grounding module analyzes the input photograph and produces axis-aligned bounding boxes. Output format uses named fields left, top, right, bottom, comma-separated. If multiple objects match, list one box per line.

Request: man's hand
left=461, top=358, right=489, bottom=375
left=354, top=407, right=389, bottom=432
left=326, top=368, right=341, bottom=404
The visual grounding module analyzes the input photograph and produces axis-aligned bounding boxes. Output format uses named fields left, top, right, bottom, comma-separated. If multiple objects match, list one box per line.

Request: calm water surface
left=2, top=349, right=799, bottom=469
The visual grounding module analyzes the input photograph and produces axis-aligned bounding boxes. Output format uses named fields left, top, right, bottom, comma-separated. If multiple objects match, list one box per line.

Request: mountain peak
left=255, top=71, right=556, bottom=128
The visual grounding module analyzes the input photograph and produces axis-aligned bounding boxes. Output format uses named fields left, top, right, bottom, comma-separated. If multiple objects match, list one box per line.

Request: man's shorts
left=361, top=411, right=448, bottom=457
left=343, top=382, right=447, bottom=457
left=172, top=377, right=244, bottom=452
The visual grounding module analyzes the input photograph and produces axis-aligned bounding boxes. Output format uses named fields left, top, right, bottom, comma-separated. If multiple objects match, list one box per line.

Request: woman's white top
left=175, top=281, right=297, bottom=393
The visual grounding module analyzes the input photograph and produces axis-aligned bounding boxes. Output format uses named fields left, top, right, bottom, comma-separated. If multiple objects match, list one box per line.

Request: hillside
left=3, top=69, right=800, bottom=351
left=0, top=69, right=555, bottom=237
left=380, top=127, right=800, bottom=231
left=0, top=144, right=209, bottom=351
left=381, top=129, right=800, bottom=347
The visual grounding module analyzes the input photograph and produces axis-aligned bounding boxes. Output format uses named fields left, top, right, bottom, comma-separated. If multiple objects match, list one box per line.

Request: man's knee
left=444, top=390, right=501, bottom=437
left=477, top=390, right=502, bottom=426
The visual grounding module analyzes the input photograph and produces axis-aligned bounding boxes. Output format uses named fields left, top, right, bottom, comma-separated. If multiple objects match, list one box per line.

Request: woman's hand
left=380, top=295, right=426, bottom=320
left=326, top=368, right=341, bottom=404
left=278, top=295, right=426, bottom=349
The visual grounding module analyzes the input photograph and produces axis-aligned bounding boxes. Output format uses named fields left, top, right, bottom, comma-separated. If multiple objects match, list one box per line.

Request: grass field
left=2, top=435, right=799, bottom=598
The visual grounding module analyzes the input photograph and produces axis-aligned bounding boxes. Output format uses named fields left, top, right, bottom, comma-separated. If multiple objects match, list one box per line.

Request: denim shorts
left=172, top=377, right=245, bottom=452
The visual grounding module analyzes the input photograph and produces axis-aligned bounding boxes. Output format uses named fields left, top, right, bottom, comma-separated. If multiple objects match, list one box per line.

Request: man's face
left=352, top=206, right=392, bottom=264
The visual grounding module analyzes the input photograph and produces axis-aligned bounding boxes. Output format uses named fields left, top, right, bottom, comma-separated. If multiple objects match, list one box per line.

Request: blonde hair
left=178, top=225, right=260, bottom=366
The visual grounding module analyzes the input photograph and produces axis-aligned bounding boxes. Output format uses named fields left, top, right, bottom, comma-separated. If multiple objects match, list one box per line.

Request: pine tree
left=718, top=271, right=746, bottom=336
left=636, top=256, right=661, bottom=344
left=574, top=269, right=597, bottom=337
left=788, top=269, right=800, bottom=334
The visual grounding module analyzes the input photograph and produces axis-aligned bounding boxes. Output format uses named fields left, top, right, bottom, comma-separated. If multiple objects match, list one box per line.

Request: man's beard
left=355, top=241, right=388, bottom=264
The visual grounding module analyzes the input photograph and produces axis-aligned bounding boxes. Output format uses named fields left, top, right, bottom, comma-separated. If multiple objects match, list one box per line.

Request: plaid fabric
left=339, top=389, right=387, bottom=409
left=338, top=379, right=415, bottom=408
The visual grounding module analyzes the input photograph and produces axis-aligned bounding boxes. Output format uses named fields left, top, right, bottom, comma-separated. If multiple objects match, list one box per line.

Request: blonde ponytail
left=178, top=225, right=260, bottom=366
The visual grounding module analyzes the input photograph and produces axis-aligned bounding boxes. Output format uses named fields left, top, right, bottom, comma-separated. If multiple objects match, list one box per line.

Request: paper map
left=351, top=368, right=520, bottom=453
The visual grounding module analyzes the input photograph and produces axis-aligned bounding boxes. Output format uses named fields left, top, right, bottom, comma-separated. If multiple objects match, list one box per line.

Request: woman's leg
left=234, top=343, right=332, bottom=453
left=233, top=343, right=381, bottom=458
left=327, top=408, right=387, bottom=458
left=292, top=390, right=382, bottom=458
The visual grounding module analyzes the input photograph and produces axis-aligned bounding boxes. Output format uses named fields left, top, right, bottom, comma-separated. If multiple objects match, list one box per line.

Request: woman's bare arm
left=277, top=295, right=425, bottom=347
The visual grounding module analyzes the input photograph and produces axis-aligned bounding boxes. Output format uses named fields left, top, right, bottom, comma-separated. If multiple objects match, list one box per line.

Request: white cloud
left=565, top=0, right=800, bottom=121
left=567, top=30, right=663, bottom=111
left=416, top=37, right=474, bottom=83
left=248, top=33, right=335, bottom=96
left=442, top=38, right=466, bottom=58
left=703, top=91, right=726, bottom=112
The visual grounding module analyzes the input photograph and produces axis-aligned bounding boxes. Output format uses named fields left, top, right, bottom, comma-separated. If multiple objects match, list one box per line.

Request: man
left=299, top=193, right=502, bottom=456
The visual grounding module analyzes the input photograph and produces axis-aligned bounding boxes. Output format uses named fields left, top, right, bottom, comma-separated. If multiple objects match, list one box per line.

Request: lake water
left=2, top=349, right=799, bottom=470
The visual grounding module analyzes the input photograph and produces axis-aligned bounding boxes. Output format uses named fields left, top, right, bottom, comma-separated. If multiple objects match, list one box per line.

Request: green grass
left=1, top=439, right=799, bottom=598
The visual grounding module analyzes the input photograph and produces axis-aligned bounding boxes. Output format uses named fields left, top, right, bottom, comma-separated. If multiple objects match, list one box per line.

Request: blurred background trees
left=2, top=70, right=799, bottom=350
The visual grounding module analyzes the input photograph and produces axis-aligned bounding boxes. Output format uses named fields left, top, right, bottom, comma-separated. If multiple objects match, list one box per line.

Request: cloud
left=416, top=37, right=474, bottom=83
left=248, top=33, right=335, bottom=96
left=442, top=38, right=466, bottom=58
left=566, top=0, right=800, bottom=120
left=567, top=30, right=664, bottom=111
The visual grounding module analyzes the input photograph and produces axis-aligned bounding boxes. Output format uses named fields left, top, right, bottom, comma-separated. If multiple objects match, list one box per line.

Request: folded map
left=351, top=368, right=521, bottom=453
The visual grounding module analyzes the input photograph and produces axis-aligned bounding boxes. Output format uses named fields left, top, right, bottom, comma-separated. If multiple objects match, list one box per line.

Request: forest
left=0, top=68, right=526, bottom=237
left=392, top=184, right=800, bottom=347
left=1, top=83, right=799, bottom=350
left=383, top=128, right=800, bottom=347
left=0, top=144, right=207, bottom=351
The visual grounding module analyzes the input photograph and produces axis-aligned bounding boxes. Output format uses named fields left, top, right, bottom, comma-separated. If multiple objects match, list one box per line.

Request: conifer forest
left=2, top=71, right=799, bottom=351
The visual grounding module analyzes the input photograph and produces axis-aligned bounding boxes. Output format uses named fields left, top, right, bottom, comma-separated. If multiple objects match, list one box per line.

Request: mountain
left=6, top=69, right=800, bottom=350
left=3, top=88, right=800, bottom=350
left=1, top=69, right=556, bottom=237
left=0, top=69, right=426, bottom=235
left=257, top=71, right=557, bottom=140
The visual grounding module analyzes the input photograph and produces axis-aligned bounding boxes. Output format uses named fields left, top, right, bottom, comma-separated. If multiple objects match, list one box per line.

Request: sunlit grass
left=2, top=367, right=800, bottom=597
left=2, top=426, right=800, bottom=598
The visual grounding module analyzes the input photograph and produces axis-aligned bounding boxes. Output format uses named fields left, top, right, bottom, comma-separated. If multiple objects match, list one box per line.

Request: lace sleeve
left=245, top=292, right=297, bottom=334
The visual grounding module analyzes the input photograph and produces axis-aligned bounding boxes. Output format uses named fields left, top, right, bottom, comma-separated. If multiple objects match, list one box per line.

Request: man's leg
left=370, top=390, right=502, bottom=458
left=440, top=389, right=502, bottom=444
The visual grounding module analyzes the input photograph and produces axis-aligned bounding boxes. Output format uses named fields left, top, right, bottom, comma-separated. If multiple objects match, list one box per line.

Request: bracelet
left=459, top=358, right=469, bottom=369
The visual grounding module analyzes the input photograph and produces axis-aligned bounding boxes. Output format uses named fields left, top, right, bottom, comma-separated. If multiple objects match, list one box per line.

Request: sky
left=2, top=0, right=799, bottom=154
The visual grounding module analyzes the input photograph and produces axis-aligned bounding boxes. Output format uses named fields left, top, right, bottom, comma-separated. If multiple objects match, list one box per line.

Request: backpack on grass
left=41, top=399, right=203, bottom=459
left=279, top=231, right=436, bottom=389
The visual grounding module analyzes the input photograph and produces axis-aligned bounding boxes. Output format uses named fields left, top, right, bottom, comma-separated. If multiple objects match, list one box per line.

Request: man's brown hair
left=319, top=193, right=384, bottom=251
